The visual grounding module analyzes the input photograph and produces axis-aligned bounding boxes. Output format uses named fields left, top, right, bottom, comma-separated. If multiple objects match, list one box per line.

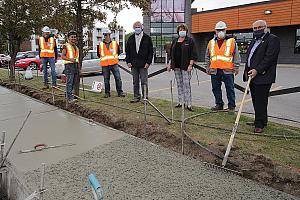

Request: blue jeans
left=42, top=57, right=57, bottom=85
left=65, top=63, right=79, bottom=100
left=211, top=69, right=236, bottom=108
left=102, top=64, right=123, bottom=95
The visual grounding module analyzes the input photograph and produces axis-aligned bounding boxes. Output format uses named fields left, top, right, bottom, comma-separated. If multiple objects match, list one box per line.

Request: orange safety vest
left=63, top=43, right=79, bottom=64
left=208, top=38, right=235, bottom=70
left=39, top=36, right=55, bottom=58
left=99, top=41, right=118, bottom=67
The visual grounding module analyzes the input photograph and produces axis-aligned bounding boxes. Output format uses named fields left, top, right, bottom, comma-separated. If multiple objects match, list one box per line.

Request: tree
left=0, top=0, right=53, bottom=80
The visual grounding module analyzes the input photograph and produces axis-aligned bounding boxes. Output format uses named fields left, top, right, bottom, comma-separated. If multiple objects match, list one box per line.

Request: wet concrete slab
left=0, top=86, right=298, bottom=200
left=0, top=87, right=125, bottom=173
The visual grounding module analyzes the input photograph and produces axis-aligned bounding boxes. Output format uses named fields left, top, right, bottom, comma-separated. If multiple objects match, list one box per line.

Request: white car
left=118, top=53, right=126, bottom=61
left=55, top=50, right=102, bottom=77
left=0, top=54, right=11, bottom=68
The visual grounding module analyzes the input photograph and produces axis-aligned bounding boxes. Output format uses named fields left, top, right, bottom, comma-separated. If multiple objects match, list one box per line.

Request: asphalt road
left=81, top=61, right=300, bottom=127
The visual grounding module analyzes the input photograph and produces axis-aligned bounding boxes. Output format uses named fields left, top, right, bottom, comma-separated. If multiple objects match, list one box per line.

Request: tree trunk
left=75, top=0, right=83, bottom=96
left=8, top=34, right=16, bottom=81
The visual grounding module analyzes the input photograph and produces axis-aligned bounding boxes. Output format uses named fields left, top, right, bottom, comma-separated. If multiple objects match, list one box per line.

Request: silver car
left=55, top=50, right=102, bottom=77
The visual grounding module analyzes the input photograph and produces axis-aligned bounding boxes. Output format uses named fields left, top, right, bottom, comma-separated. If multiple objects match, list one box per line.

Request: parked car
left=0, top=54, right=11, bottom=68
left=118, top=53, right=126, bottom=61
left=15, top=55, right=41, bottom=70
left=55, top=50, right=102, bottom=77
left=16, top=51, right=39, bottom=61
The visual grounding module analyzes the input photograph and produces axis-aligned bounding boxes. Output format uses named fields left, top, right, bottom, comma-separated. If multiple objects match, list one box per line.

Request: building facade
left=143, top=0, right=192, bottom=63
left=191, top=0, right=300, bottom=64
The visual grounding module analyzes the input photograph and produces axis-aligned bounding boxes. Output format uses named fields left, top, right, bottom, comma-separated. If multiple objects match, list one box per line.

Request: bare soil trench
left=1, top=82, right=299, bottom=197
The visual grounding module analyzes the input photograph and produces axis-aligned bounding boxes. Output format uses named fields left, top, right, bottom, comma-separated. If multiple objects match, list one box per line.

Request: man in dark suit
left=243, top=20, right=280, bottom=133
left=125, top=21, right=153, bottom=103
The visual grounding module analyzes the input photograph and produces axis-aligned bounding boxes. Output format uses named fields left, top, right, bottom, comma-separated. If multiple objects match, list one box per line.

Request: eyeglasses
left=253, top=26, right=266, bottom=30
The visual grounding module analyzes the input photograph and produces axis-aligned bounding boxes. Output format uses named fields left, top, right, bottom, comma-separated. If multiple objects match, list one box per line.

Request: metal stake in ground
left=51, top=85, right=55, bottom=104
left=39, top=163, right=46, bottom=200
left=222, top=76, right=252, bottom=167
left=0, top=132, right=5, bottom=163
left=81, top=75, right=86, bottom=99
left=181, top=103, right=185, bottom=155
left=144, top=85, right=147, bottom=134
left=0, top=111, right=31, bottom=168
left=170, top=80, right=174, bottom=123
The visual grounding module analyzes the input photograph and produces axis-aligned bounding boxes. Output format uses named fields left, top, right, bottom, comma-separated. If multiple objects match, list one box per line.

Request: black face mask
left=253, top=29, right=265, bottom=39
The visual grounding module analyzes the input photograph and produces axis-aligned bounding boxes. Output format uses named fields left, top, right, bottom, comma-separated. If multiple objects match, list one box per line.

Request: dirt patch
left=1, top=82, right=299, bottom=197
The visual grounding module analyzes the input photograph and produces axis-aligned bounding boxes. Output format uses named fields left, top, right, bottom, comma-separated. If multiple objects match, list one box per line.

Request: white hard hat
left=215, top=21, right=227, bottom=30
left=42, top=26, right=51, bottom=33
left=102, top=28, right=111, bottom=34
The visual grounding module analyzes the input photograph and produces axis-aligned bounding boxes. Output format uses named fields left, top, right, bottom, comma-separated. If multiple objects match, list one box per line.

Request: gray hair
left=253, top=20, right=267, bottom=27
left=133, top=21, right=143, bottom=29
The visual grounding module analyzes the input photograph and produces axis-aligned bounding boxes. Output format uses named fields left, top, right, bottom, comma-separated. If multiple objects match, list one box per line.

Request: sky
left=97, top=0, right=269, bottom=33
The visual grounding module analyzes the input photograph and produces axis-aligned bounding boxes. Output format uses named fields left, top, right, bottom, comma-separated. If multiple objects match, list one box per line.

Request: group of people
left=38, top=19, right=280, bottom=134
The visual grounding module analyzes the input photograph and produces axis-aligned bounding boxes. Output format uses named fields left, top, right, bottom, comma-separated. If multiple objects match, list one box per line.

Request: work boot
left=42, top=83, right=49, bottom=89
left=211, top=105, right=223, bottom=111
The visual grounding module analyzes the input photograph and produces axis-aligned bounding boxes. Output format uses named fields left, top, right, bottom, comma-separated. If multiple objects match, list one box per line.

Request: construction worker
left=97, top=29, right=125, bottom=98
left=61, top=31, right=80, bottom=102
left=38, top=26, right=58, bottom=89
left=205, top=21, right=241, bottom=111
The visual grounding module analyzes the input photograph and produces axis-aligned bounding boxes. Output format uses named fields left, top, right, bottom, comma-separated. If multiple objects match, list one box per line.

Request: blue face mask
left=134, top=27, right=142, bottom=34
left=178, top=31, right=186, bottom=37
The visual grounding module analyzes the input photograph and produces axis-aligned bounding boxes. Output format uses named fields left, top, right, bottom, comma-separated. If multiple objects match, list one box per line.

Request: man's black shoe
left=118, top=92, right=126, bottom=97
left=104, top=93, right=110, bottom=98
left=246, top=122, right=267, bottom=127
left=211, top=105, right=224, bottom=111
left=130, top=98, right=140, bottom=103
left=228, top=106, right=235, bottom=111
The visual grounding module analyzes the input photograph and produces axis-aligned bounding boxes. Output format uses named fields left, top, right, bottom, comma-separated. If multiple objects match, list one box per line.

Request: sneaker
left=175, top=103, right=182, bottom=108
left=211, top=105, right=223, bottom=111
left=118, top=92, right=126, bottom=97
left=130, top=98, right=140, bottom=103
left=104, top=93, right=110, bottom=98
left=186, top=105, right=193, bottom=112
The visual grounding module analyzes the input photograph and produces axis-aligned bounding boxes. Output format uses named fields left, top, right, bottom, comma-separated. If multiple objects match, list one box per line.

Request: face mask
left=134, top=27, right=142, bottom=34
left=217, top=31, right=225, bottom=39
left=253, top=29, right=265, bottom=39
left=178, top=31, right=186, bottom=37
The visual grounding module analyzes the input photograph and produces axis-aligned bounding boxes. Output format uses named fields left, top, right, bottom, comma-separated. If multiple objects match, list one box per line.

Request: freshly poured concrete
left=0, top=86, right=298, bottom=200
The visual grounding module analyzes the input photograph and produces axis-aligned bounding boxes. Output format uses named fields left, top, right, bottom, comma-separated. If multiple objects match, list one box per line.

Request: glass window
left=174, top=13, right=184, bottom=22
left=162, top=13, right=173, bottom=22
left=83, top=52, right=91, bottom=60
left=151, top=13, right=161, bottom=22
left=91, top=52, right=99, bottom=59
left=150, top=0, right=185, bottom=61
left=151, top=23, right=162, bottom=28
left=231, top=32, right=253, bottom=54
left=295, top=29, right=300, bottom=54
left=174, top=0, right=185, bottom=12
